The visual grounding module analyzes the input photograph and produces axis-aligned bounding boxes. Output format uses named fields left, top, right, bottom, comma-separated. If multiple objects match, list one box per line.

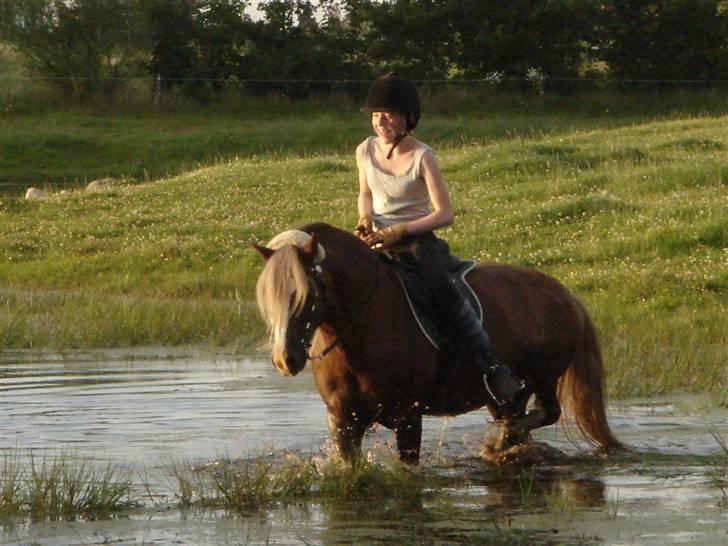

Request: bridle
left=301, top=259, right=381, bottom=361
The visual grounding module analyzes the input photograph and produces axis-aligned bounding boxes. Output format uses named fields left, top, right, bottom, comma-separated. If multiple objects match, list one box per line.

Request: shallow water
left=1, top=349, right=726, bottom=545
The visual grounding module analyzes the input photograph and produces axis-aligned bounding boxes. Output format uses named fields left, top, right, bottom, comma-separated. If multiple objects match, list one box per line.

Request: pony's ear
left=302, top=233, right=326, bottom=263
left=302, top=233, right=318, bottom=258
left=252, top=242, right=275, bottom=261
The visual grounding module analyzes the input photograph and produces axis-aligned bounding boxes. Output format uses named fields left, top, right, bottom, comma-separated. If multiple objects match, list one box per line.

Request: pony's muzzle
left=272, top=353, right=304, bottom=377
left=285, top=355, right=303, bottom=376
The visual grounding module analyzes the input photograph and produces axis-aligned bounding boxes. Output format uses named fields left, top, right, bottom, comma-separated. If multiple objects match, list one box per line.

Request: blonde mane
left=255, top=230, right=320, bottom=362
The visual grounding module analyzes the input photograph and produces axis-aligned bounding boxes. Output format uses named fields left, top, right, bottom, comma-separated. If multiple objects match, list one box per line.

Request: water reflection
left=305, top=467, right=609, bottom=545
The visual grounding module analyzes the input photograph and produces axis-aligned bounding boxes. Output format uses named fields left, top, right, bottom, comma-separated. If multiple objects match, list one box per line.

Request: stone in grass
left=25, top=187, right=45, bottom=200
left=86, top=178, right=116, bottom=192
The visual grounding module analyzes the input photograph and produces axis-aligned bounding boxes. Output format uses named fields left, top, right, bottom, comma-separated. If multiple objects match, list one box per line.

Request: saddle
left=381, top=253, right=483, bottom=350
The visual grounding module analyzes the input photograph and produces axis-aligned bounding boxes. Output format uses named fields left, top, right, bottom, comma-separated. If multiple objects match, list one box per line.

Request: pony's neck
left=303, top=223, right=383, bottom=317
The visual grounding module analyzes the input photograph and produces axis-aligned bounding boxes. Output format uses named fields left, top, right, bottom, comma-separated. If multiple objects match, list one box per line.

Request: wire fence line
left=3, top=75, right=728, bottom=84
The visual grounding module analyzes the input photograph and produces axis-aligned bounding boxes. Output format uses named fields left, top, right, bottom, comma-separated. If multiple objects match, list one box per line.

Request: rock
left=25, top=187, right=45, bottom=200
left=86, top=178, right=115, bottom=192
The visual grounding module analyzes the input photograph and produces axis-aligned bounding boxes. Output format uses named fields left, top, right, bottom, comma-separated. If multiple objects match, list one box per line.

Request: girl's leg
left=410, top=235, right=524, bottom=405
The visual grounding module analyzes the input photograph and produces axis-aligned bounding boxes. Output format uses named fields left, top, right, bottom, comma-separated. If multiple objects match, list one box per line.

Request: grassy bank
left=0, top=104, right=726, bottom=399
left=3, top=88, right=728, bottom=194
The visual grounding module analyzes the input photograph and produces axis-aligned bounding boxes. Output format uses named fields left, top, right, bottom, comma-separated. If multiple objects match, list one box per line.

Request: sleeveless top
left=362, top=136, right=433, bottom=229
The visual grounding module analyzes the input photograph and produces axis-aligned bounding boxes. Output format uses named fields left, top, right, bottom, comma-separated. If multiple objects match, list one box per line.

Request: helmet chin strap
left=386, top=132, right=407, bottom=159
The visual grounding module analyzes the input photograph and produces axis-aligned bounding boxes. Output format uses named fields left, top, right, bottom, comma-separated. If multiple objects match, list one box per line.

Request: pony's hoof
left=481, top=441, right=570, bottom=465
left=484, top=419, right=533, bottom=451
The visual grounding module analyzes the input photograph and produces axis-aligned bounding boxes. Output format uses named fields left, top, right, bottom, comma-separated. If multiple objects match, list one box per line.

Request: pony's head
left=254, top=230, right=328, bottom=376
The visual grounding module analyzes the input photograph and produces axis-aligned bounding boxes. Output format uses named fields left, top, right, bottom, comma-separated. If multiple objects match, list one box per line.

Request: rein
left=305, top=259, right=381, bottom=361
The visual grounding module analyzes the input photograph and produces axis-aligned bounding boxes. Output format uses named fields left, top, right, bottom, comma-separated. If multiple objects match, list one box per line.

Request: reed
left=708, top=430, right=728, bottom=508
left=0, top=451, right=23, bottom=518
left=0, top=450, right=137, bottom=521
left=169, top=451, right=424, bottom=514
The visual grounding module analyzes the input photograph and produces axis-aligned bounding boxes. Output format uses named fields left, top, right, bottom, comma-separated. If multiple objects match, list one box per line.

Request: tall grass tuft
left=0, top=451, right=24, bottom=518
left=708, top=430, right=728, bottom=508
left=0, top=450, right=137, bottom=522
left=170, top=451, right=425, bottom=514
left=317, top=454, right=421, bottom=501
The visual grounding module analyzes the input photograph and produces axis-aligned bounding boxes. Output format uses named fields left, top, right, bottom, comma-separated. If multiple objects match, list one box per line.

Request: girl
left=354, top=73, right=524, bottom=406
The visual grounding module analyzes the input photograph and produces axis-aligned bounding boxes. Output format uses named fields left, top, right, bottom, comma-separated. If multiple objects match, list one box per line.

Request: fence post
left=154, top=73, right=162, bottom=109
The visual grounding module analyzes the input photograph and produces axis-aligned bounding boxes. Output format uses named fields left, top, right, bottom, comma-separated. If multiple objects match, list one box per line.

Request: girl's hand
left=354, top=215, right=373, bottom=239
left=365, top=223, right=408, bottom=249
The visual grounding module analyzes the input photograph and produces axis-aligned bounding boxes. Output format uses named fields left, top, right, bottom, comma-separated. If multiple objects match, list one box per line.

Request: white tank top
left=362, top=136, right=433, bottom=229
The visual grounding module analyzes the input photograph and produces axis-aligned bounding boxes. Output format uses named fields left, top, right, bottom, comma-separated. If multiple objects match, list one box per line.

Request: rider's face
left=371, top=111, right=406, bottom=142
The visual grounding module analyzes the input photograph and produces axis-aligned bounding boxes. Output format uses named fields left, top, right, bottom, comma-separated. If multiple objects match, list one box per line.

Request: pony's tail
left=557, top=303, right=624, bottom=450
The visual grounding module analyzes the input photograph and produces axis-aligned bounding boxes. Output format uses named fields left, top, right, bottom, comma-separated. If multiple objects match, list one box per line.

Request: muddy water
left=1, top=349, right=726, bottom=545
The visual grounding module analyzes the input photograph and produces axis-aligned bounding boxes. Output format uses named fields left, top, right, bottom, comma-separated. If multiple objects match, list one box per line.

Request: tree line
left=2, top=0, right=728, bottom=100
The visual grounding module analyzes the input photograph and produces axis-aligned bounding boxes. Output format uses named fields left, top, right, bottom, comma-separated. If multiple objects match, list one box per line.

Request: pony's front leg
left=326, top=410, right=367, bottom=462
left=394, top=414, right=422, bottom=465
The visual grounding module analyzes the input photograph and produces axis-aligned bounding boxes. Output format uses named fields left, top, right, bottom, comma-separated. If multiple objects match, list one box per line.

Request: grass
left=171, top=451, right=424, bottom=514
left=708, top=430, right=728, bottom=508
left=0, top=450, right=137, bottom=521
left=2, top=445, right=725, bottom=544
left=0, top=93, right=726, bottom=399
left=3, top=86, right=728, bottom=194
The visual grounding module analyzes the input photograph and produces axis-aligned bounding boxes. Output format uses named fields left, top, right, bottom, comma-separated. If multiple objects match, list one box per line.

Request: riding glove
left=368, top=223, right=408, bottom=249
left=354, top=215, right=373, bottom=236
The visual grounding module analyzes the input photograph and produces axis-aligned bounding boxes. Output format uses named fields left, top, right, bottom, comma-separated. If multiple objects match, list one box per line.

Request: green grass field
left=0, top=95, right=726, bottom=400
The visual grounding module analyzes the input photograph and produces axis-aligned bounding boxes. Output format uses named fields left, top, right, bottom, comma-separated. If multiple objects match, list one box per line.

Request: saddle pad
left=394, top=259, right=482, bottom=350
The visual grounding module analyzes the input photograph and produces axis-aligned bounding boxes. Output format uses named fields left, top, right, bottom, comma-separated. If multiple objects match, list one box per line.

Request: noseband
left=301, top=260, right=380, bottom=362
left=299, top=264, right=337, bottom=361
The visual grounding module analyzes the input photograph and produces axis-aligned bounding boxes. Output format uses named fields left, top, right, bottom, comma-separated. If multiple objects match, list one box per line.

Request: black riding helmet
left=362, top=72, right=420, bottom=131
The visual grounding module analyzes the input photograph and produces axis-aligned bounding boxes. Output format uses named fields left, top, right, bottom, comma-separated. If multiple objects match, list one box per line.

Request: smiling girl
left=353, top=73, right=524, bottom=406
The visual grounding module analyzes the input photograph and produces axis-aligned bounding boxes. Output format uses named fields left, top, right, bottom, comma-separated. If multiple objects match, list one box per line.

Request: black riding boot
left=450, top=298, right=525, bottom=406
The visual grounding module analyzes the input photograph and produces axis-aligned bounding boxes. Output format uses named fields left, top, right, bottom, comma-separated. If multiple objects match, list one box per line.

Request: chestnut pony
left=255, top=222, right=621, bottom=464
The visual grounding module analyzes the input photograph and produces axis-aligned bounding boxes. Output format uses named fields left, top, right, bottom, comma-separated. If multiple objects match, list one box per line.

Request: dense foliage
left=2, top=0, right=728, bottom=99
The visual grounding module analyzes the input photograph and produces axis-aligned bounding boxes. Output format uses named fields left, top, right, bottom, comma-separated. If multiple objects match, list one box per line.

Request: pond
left=1, top=348, right=726, bottom=545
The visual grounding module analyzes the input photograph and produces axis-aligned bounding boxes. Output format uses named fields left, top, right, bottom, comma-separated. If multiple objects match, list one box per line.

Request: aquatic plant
left=169, top=450, right=426, bottom=514
left=708, top=430, right=728, bottom=508
left=0, top=451, right=23, bottom=518
left=0, top=450, right=137, bottom=522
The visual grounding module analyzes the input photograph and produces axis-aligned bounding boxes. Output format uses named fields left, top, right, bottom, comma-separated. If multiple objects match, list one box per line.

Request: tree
left=2, top=0, right=144, bottom=98
left=194, top=0, right=255, bottom=94
left=342, top=0, right=454, bottom=80
left=448, top=0, right=598, bottom=88
left=598, top=0, right=728, bottom=85
left=143, top=0, right=195, bottom=89
left=243, top=0, right=366, bottom=97
left=143, top=0, right=254, bottom=98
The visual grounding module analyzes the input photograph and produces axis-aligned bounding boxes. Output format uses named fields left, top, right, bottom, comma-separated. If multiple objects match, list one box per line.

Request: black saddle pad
left=382, top=253, right=482, bottom=350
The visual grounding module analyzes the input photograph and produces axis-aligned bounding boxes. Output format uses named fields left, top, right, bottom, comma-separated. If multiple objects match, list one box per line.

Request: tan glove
left=366, top=223, right=408, bottom=250
left=354, top=215, right=373, bottom=238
